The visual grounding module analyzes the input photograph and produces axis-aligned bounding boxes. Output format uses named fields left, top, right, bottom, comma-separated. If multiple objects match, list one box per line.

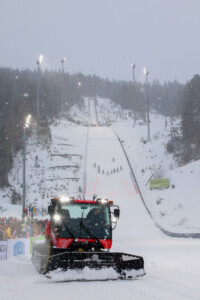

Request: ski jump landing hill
left=85, top=97, right=164, bottom=246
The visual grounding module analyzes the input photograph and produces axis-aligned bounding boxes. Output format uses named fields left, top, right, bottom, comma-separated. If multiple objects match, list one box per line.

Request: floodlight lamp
left=39, top=54, right=43, bottom=64
left=144, top=68, right=149, bottom=76
left=97, top=198, right=108, bottom=205
left=101, top=198, right=107, bottom=204
left=59, top=195, right=72, bottom=203
left=37, top=54, right=43, bottom=65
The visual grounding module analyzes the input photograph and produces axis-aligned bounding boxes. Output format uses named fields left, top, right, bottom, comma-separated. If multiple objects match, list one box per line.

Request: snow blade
left=47, top=250, right=145, bottom=278
left=32, top=241, right=145, bottom=279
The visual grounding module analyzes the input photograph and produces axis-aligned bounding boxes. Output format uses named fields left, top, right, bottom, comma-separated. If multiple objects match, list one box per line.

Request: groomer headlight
left=97, top=198, right=108, bottom=205
left=53, top=213, right=61, bottom=222
left=59, top=195, right=74, bottom=203
left=111, top=215, right=117, bottom=223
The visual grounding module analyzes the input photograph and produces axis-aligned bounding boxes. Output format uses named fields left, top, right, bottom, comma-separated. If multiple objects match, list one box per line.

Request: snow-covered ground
left=1, top=96, right=200, bottom=299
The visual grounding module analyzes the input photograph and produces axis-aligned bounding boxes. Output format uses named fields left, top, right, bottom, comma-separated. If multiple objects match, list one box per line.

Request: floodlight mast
left=22, top=115, right=32, bottom=217
left=61, top=57, right=66, bottom=73
left=144, top=68, right=150, bottom=142
left=131, top=64, right=136, bottom=123
left=36, top=55, right=43, bottom=118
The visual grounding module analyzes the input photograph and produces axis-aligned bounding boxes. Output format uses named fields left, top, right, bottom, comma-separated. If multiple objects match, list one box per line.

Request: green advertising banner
left=150, top=178, right=170, bottom=190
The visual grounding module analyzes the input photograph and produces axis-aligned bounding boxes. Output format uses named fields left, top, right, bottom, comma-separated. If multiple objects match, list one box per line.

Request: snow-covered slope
left=0, top=119, right=88, bottom=218
left=95, top=97, right=200, bottom=234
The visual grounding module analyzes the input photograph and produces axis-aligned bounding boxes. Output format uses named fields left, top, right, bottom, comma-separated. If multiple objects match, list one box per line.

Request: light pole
left=77, top=82, right=83, bottom=108
left=36, top=54, right=43, bottom=119
left=60, top=57, right=66, bottom=113
left=22, top=114, right=31, bottom=217
left=61, top=57, right=66, bottom=73
left=131, top=64, right=136, bottom=123
left=144, top=68, right=150, bottom=141
left=131, top=64, right=136, bottom=87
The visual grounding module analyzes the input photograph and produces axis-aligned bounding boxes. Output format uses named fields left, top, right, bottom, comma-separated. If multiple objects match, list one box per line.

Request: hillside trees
left=181, top=75, right=200, bottom=162
left=149, top=80, right=184, bottom=117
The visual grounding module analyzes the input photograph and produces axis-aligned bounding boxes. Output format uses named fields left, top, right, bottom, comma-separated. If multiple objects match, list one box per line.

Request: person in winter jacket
left=0, top=225, right=6, bottom=240
left=4, top=225, right=11, bottom=239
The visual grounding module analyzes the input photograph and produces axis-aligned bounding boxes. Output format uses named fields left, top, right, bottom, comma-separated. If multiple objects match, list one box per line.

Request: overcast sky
left=0, top=0, right=200, bottom=83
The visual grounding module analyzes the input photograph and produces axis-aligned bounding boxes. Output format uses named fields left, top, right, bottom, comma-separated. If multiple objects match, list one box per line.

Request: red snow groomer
left=32, top=196, right=145, bottom=280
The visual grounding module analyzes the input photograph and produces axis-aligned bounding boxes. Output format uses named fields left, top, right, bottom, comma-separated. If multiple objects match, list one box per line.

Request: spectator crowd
left=0, top=217, right=48, bottom=240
